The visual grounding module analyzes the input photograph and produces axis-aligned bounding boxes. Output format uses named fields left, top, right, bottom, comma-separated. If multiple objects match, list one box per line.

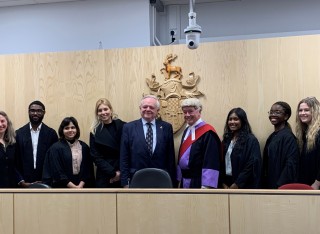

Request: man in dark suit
left=120, top=95, right=176, bottom=187
left=15, top=100, right=58, bottom=187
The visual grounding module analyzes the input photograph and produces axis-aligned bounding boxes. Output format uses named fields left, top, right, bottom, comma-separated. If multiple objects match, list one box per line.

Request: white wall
left=160, top=0, right=320, bottom=44
left=0, top=0, right=150, bottom=54
left=2, top=0, right=320, bottom=54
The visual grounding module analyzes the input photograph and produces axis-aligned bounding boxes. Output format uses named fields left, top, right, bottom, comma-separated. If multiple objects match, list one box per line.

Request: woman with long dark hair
left=221, top=108, right=261, bottom=189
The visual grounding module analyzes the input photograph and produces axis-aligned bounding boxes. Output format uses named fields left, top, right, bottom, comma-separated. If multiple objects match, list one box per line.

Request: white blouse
left=225, top=140, right=236, bottom=176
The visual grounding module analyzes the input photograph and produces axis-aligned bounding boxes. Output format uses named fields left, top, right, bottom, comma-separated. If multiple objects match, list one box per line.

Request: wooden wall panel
left=1, top=35, right=320, bottom=149
left=0, top=194, right=13, bottom=234
left=0, top=190, right=319, bottom=234
left=36, top=51, right=106, bottom=136
left=0, top=51, right=105, bottom=141
left=229, top=194, right=320, bottom=234
left=117, top=193, right=229, bottom=234
left=245, top=36, right=320, bottom=147
left=0, top=54, right=36, bottom=129
left=14, top=193, right=116, bottom=234
left=102, top=43, right=250, bottom=147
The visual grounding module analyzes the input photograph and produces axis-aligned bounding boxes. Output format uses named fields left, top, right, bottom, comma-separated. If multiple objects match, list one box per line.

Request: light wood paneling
left=230, top=194, right=320, bottom=234
left=0, top=193, right=13, bottom=234
left=1, top=189, right=320, bottom=234
left=117, top=193, right=229, bottom=234
left=1, top=34, right=320, bottom=150
left=14, top=193, right=116, bottom=234
left=35, top=50, right=106, bottom=136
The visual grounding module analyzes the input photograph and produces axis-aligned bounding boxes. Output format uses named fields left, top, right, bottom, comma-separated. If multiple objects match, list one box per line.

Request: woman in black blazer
left=0, top=111, right=17, bottom=188
left=90, top=98, right=125, bottom=188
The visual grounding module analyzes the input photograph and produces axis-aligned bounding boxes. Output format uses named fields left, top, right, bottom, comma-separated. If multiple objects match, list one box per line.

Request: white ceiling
left=0, top=0, right=82, bottom=8
left=0, top=0, right=238, bottom=8
left=161, top=0, right=238, bottom=5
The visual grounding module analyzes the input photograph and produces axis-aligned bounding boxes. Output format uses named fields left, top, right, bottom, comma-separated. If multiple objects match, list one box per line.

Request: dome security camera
left=184, top=11, right=202, bottom=50
left=184, top=26, right=201, bottom=49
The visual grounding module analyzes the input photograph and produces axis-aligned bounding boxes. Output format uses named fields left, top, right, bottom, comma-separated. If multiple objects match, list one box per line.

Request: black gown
left=0, top=143, right=17, bottom=188
left=298, top=132, right=320, bottom=185
left=262, top=127, right=299, bottom=188
left=221, top=134, right=261, bottom=188
left=90, top=119, right=125, bottom=188
left=43, top=140, right=94, bottom=188
left=177, top=123, right=222, bottom=189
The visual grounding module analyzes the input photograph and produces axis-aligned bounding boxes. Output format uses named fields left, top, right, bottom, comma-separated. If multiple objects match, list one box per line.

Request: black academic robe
left=178, top=129, right=222, bottom=188
left=15, top=123, right=58, bottom=183
left=44, top=140, right=94, bottom=188
left=90, top=119, right=125, bottom=188
left=262, top=127, right=299, bottom=188
left=0, top=143, right=17, bottom=188
left=221, top=134, right=261, bottom=189
left=298, top=132, right=320, bottom=185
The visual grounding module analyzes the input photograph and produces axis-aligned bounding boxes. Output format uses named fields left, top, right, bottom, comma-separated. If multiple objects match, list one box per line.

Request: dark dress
left=177, top=122, right=222, bottom=188
left=262, top=127, right=299, bottom=188
left=298, top=132, right=320, bottom=185
left=221, top=134, right=261, bottom=189
left=0, top=143, right=17, bottom=188
left=90, top=119, right=125, bottom=188
left=44, top=140, right=94, bottom=188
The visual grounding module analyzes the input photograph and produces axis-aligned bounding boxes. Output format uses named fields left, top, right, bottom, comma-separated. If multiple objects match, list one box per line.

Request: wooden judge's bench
left=0, top=189, right=319, bottom=234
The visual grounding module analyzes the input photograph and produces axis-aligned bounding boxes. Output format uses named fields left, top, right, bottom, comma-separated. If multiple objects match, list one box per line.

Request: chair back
left=278, top=183, right=314, bottom=190
left=130, top=168, right=173, bottom=188
left=29, top=183, right=51, bottom=189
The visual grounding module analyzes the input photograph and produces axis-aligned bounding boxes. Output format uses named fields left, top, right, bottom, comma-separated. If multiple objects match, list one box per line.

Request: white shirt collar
left=184, top=118, right=203, bottom=141
left=186, top=118, right=203, bottom=129
left=29, top=122, right=43, bottom=132
left=141, top=118, right=156, bottom=126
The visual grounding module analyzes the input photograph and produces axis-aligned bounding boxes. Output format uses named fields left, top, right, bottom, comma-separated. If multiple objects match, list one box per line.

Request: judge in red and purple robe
left=177, top=98, right=222, bottom=188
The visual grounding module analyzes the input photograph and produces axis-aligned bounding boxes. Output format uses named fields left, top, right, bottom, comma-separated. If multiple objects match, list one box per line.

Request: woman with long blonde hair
left=296, top=96, right=320, bottom=189
left=90, top=98, right=125, bottom=188
left=0, top=111, right=17, bottom=188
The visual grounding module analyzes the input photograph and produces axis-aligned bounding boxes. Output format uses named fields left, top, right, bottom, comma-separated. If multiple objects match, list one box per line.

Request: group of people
left=220, top=97, right=320, bottom=190
left=0, top=96, right=320, bottom=189
left=1, top=101, right=95, bottom=189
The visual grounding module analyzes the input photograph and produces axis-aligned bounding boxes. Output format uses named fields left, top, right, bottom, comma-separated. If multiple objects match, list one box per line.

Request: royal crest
left=146, top=54, right=203, bottom=133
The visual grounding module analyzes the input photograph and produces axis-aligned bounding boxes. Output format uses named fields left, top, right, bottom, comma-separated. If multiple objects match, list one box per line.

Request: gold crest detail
left=146, top=54, right=203, bottom=133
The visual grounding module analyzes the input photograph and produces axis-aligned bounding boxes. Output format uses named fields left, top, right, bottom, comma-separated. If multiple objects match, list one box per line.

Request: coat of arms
left=146, top=54, right=203, bottom=133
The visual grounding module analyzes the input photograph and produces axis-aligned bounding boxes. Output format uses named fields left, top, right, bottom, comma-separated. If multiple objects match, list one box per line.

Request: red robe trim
left=178, top=124, right=217, bottom=161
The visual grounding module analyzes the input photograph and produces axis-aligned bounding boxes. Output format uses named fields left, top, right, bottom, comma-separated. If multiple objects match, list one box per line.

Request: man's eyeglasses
left=29, top=109, right=44, bottom=114
left=268, top=110, right=284, bottom=116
